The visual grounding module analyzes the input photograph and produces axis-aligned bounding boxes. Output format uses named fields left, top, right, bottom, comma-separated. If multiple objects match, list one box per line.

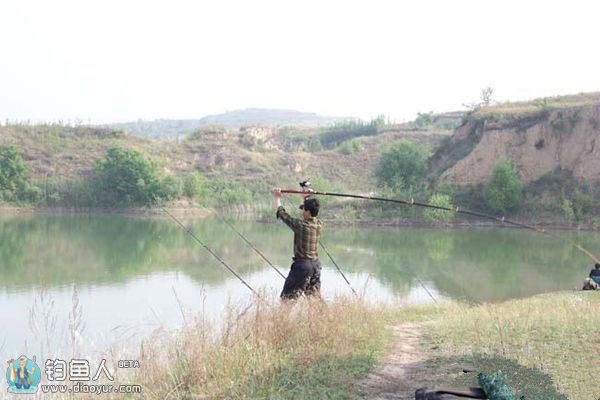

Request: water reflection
left=0, top=214, right=596, bottom=359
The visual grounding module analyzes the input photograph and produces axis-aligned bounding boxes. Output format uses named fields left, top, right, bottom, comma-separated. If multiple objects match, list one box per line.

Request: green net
left=478, top=371, right=568, bottom=400
left=478, top=372, right=516, bottom=400
left=422, top=355, right=568, bottom=399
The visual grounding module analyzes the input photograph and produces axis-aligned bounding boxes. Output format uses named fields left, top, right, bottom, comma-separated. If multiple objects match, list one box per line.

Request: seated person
left=589, top=263, right=600, bottom=285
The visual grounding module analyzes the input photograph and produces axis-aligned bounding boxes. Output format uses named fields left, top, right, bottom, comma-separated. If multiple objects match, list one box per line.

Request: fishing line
left=155, top=200, right=258, bottom=296
left=318, top=241, right=359, bottom=298
left=217, top=215, right=287, bottom=280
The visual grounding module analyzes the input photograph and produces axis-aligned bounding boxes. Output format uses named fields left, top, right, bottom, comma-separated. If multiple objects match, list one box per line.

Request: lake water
left=0, top=214, right=597, bottom=362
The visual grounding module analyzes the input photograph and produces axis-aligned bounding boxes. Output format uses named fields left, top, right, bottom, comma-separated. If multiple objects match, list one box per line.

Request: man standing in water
left=273, top=188, right=322, bottom=299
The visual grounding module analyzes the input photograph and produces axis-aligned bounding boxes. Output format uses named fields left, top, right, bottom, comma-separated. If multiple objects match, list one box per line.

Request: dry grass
left=134, top=295, right=393, bottom=400
left=474, top=92, right=600, bottom=117
left=23, top=288, right=599, bottom=399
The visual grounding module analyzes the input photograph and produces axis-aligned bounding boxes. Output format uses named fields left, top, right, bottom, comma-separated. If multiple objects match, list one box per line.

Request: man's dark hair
left=596, top=263, right=600, bottom=269
left=300, top=197, right=320, bottom=217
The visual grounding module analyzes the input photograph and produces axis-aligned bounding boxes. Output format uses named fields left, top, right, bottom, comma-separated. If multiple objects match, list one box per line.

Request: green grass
left=424, top=292, right=600, bottom=399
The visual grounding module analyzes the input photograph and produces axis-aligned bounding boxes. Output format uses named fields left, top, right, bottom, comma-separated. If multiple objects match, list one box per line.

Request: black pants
left=280, top=259, right=321, bottom=299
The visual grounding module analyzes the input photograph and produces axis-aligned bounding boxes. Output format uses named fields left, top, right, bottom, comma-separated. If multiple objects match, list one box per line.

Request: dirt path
left=353, top=323, right=428, bottom=399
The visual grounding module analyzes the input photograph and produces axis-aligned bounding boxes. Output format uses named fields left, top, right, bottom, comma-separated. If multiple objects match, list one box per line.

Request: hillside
left=106, top=108, right=349, bottom=139
left=0, top=122, right=450, bottom=197
left=430, top=93, right=600, bottom=186
left=3, top=92, right=599, bottom=221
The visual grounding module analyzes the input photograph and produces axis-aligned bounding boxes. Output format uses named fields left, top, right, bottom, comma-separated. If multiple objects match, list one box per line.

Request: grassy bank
left=423, top=292, right=600, bottom=399
left=127, top=291, right=599, bottom=400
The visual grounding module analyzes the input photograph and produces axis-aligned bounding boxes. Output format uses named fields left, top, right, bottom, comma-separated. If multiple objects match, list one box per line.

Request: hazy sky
left=1, top=0, right=599, bottom=123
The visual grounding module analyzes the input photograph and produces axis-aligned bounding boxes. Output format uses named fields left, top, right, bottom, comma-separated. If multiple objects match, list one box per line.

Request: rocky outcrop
left=430, top=103, right=600, bottom=186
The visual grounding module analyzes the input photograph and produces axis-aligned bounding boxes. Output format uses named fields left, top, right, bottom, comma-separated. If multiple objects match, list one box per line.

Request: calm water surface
left=0, top=214, right=597, bottom=361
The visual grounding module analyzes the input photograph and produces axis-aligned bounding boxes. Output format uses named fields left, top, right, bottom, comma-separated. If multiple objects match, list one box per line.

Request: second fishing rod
left=279, top=182, right=600, bottom=264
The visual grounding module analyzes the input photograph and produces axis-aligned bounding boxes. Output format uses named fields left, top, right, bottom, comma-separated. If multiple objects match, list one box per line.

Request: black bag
left=415, top=387, right=487, bottom=399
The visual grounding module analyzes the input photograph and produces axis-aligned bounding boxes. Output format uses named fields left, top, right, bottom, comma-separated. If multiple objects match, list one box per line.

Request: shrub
left=485, top=160, right=522, bottom=213
left=561, top=198, right=574, bottom=224
left=21, top=184, right=43, bottom=203
left=376, top=141, right=428, bottom=192
left=209, top=178, right=253, bottom=207
left=572, top=190, right=593, bottom=222
left=183, top=172, right=211, bottom=201
left=94, top=146, right=169, bottom=207
left=160, top=175, right=182, bottom=200
left=0, top=145, right=28, bottom=194
left=423, top=193, right=453, bottom=222
left=40, top=178, right=99, bottom=208
left=304, top=175, right=340, bottom=207
left=414, top=112, right=434, bottom=128
left=306, top=138, right=323, bottom=152
left=338, top=139, right=362, bottom=155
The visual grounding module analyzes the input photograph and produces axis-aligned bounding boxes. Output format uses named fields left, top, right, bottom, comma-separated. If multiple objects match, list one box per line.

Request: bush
left=338, top=139, right=362, bottom=155
left=183, top=172, right=211, bottom=201
left=414, top=112, right=434, bottom=128
left=21, top=184, right=43, bottom=204
left=572, top=190, right=594, bottom=222
left=0, top=145, right=28, bottom=194
left=376, top=141, right=428, bottom=192
left=423, top=193, right=453, bottom=222
left=485, top=160, right=522, bottom=213
left=209, top=178, right=253, bottom=207
left=94, top=146, right=171, bottom=207
left=562, top=198, right=574, bottom=224
left=304, top=175, right=341, bottom=207
left=306, top=138, right=323, bottom=153
left=40, top=178, right=100, bottom=208
left=160, top=176, right=182, bottom=200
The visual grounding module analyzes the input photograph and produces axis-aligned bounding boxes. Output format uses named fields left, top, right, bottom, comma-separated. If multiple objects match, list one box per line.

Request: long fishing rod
left=285, top=185, right=435, bottom=302
left=280, top=188, right=600, bottom=264
left=155, top=202, right=258, bottom=296
left=217, top=215, right=287, bottom=280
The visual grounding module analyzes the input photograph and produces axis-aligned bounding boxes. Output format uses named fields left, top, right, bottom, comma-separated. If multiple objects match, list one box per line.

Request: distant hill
left=105, top=108, right=350, bottom=139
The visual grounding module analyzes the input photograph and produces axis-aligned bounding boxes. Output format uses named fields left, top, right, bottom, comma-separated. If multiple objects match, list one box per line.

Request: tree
left=414, top=112, right=434, bottom=128
left=463, top=86, right=495, bottom=112
left=376, top=141, right=428, bottom=192
left=95, top=146, right=168, bottom=206
left=0, top=145, right=28, bottom=194
left=480, top=86, right=494, bottom=106
left=485, top=160, right=522, bottom=213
